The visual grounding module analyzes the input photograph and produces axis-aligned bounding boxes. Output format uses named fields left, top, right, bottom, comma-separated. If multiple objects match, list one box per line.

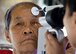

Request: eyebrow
left=15, top=16, right=23, bottom=22
left=15, top=16, right=39, bottom=22
left=16, top=16, right=22, bottom=20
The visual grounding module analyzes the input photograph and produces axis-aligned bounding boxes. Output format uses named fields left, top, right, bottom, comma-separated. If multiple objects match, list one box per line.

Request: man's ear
left=4, top=30, right=11, bottom=43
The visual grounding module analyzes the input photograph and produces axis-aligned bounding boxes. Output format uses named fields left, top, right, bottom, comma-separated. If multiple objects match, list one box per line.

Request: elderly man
left=4, top=2, right=44, bottom=54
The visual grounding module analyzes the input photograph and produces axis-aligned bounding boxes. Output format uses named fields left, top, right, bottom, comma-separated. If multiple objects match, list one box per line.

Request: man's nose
left=23, top=28, right=33, bottom=35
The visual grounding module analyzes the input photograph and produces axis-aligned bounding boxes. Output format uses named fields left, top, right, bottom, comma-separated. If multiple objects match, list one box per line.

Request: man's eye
left=16, top=23, right=23, bottom=26
left=32, top=22, right=41, bottom=27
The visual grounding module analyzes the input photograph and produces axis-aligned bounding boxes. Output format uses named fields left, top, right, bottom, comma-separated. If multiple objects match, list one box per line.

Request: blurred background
left=0, top=0, right=65, bottom=50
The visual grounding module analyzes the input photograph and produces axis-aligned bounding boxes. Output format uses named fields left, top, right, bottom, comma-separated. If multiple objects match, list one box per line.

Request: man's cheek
left=10, top=34, right=21, bottom=44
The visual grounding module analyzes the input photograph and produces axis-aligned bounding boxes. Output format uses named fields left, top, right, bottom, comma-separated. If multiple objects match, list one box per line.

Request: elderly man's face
left=7, top=6, right=41, bottom=53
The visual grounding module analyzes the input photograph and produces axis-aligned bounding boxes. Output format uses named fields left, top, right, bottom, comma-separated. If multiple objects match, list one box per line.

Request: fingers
left=63, top=37, right=68, bottom=46
left=45, top=31, right=59, bottom=45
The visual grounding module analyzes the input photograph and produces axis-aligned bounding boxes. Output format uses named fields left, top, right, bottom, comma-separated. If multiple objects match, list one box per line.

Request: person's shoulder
left=0, top=50, right=12, bottom=54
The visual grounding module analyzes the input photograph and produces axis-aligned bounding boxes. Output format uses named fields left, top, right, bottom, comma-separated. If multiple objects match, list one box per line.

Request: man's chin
left=19, top=44, right=37, bottom=53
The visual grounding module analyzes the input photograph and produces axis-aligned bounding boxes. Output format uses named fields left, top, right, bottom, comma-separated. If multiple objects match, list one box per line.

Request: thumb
left=62, top=37, right=68, bottom=52
left=63, top=37, right=68, bottom=47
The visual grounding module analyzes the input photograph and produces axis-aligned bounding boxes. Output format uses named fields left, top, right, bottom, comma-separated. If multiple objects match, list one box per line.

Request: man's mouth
left=20, top=36, right=37, bottom=44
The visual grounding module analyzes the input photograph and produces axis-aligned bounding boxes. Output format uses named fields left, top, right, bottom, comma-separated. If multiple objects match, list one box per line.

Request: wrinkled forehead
left=11, top=3, right=41, bottom=15
left=12, top=4, right=35, bottom=11
left=11, top=4, right=41, bottom=21
left=11, top=6, right=32, bottom=17
left=11, top=4, right=35, bottom=15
